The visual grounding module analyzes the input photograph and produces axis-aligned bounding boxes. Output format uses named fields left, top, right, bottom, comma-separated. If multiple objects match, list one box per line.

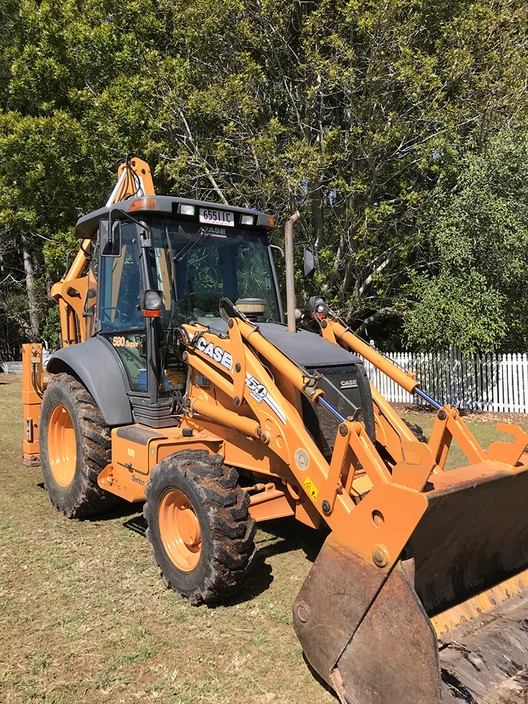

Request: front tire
left=144, top=450, right=256, bottom=605
left=39, top=373, right=118, bottom=518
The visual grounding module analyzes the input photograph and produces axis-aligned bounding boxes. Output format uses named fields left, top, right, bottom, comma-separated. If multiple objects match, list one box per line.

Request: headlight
left=141, top=289, right=163, bottom=317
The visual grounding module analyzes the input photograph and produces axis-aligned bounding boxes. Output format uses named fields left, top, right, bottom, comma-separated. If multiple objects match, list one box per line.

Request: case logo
left=195, top=336, right=233, bottom=371
left=194, top=336, right=286, bottom=424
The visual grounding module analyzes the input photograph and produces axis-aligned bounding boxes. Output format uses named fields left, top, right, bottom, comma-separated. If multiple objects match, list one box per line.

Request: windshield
left=148, top=218, right=281, bottom=327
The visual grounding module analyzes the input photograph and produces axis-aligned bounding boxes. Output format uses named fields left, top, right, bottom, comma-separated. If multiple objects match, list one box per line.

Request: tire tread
left=145, top=451, right=255, bottom=605
left=40, top=373, right=119, bottom=518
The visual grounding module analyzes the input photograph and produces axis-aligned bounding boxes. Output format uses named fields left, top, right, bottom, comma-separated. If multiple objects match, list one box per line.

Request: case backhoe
left=22, top=157, right=528, bottom=703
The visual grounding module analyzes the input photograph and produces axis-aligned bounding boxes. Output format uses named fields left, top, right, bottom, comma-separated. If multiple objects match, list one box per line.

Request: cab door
left=97, top=222, right=149, bottom=393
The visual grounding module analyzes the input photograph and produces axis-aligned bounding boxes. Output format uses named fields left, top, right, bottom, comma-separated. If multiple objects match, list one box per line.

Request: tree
left=0, top=0, right=165, bottom=347
left=145, top=0, right=528, bottom=337
left=404, top=123, right=528, bottom=353
left=1, top=0, right=528, bottom=355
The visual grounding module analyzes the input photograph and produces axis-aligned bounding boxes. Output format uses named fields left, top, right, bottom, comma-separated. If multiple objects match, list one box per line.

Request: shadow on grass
left=91, top=500, right=141, bottom=522
left=123, top=513, right=147, bottom=536
left=227, top=554, right=274, bottom=604
left=257, top=516, right=329, bottom=563
left=37, top=482, right=146, bottom=524
left=226, top=518, right=329, bottom=605
left=303, top=654, right=340, bottom=701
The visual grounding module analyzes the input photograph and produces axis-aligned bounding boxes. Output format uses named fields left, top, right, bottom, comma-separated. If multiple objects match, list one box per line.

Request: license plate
left=199, top=208, right=234, bottom=227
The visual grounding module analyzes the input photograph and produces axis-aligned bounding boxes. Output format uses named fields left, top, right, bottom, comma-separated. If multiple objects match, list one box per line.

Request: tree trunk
left=21, top=233, right=40, bottom=341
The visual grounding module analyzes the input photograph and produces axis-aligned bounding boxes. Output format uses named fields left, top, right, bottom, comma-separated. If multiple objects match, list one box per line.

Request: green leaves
left=1, top=0, right=528, bottom=352
left=404, top=271, right=507, bottom=354
left=404, top=123, right=528, bottom=353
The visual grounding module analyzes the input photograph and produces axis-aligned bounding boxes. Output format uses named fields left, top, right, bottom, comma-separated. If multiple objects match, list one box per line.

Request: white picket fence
left=364, top=348, right=528, bottom=413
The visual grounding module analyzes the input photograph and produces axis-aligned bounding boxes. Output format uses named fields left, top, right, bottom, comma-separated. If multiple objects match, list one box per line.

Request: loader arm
left=182, top=314, right=434, bottom=552
left=298, top=309, right=528, bottom=703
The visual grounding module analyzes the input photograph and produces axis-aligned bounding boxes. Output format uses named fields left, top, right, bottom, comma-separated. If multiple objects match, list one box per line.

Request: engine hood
left=203, top=319, right=362, bottom=370
left=258, top=323, right=363, bottom=369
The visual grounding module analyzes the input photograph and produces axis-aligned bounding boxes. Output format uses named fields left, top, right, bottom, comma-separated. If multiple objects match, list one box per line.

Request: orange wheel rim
left=47, top=404, right=77, bottom=487
left=159, top=489, right=202, bottom=571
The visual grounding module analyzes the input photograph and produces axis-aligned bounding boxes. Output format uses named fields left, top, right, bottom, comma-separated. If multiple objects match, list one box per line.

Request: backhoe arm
left=51, top=157, right=155, bottom=347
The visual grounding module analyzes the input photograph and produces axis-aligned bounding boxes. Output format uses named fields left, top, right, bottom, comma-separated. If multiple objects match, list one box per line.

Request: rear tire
left=144, top=450, right=256, bottom=605
left=39, top=373, right=119, bottom=518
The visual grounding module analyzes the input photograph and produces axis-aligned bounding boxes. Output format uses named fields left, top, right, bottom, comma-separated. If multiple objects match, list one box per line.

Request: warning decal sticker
left=303, top=477, right=318, bottom=502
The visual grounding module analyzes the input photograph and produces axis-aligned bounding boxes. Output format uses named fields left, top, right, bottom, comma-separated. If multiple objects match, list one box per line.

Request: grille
left=303, top=363, right=374, bottom=460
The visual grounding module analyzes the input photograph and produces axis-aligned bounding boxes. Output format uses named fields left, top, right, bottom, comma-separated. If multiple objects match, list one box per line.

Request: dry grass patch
left=3, top=374, right=525, bottom=703
left=0, top=374, right=334, bottom=704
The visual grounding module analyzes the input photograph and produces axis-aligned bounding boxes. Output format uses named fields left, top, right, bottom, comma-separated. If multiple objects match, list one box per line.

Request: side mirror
left=308, top=296, right=327, bottom=319
left=303, top=247, right=318, bottom=277
left=100, top=219, right=122, bottom=257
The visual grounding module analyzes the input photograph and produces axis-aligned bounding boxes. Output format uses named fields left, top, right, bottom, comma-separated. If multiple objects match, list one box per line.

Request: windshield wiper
left=173, top=227, right=211, bottom=262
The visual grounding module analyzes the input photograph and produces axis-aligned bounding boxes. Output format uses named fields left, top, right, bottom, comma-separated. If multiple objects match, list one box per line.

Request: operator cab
left=76, top=196, right=281, bottom=426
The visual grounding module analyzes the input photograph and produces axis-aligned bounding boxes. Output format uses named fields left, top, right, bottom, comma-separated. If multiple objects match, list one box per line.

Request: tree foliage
left=1, top=0, right=528, bottom=356
left=404, top=123, right=528, bottom=353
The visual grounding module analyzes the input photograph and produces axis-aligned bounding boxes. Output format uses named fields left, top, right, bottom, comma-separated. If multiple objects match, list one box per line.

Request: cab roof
left=75, top=195, right=275, bottom=239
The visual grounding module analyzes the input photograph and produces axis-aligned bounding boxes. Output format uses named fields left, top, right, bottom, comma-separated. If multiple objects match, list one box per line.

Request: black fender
left=47, top=337, right=133, bottom=426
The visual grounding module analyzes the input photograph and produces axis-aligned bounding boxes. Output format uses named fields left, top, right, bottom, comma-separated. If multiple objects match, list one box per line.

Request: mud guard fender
left=47, top=337, right=133, bottom=426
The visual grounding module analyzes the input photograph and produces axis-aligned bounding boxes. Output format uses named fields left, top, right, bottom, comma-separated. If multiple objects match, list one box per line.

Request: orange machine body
left=23, top=157, right=528, bottom=704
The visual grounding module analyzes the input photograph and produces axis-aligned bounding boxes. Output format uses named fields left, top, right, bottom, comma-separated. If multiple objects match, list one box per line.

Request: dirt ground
left=392, top=402, right=528, bottom=427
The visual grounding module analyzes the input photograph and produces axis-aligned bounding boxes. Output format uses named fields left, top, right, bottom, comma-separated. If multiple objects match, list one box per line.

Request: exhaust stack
left=284, top=212, right=300, bottom=332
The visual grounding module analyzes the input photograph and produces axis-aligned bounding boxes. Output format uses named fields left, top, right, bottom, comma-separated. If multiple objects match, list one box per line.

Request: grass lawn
left=0, top=374, right=335, bottom=704
left=1, top=373, right=526, bottom=703
left=397, top=404, right=528, bottom=471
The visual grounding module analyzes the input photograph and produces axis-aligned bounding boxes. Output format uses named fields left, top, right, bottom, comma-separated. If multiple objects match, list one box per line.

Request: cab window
left=98, top=223, right=144, bottom=332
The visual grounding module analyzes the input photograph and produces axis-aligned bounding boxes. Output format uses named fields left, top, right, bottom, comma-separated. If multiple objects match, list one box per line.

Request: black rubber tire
left=144, top=450, right=256, bottom=605
left=39, top=373, right=119, bottom=518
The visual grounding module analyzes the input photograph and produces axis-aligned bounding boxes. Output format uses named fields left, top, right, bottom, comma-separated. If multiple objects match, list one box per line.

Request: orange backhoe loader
left=22, top=157, right=528, bottom=703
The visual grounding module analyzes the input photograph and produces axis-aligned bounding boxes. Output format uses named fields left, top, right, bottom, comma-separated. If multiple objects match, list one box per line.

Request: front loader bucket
left=293, top=462, right=528, bottom=704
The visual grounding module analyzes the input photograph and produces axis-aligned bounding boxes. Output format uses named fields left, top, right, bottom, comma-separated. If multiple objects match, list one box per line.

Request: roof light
left=129, top=198, right=157, bottom=211
left=179, top=204, right=195, bottom=216
left=240, top=214, right=255, bottom=226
